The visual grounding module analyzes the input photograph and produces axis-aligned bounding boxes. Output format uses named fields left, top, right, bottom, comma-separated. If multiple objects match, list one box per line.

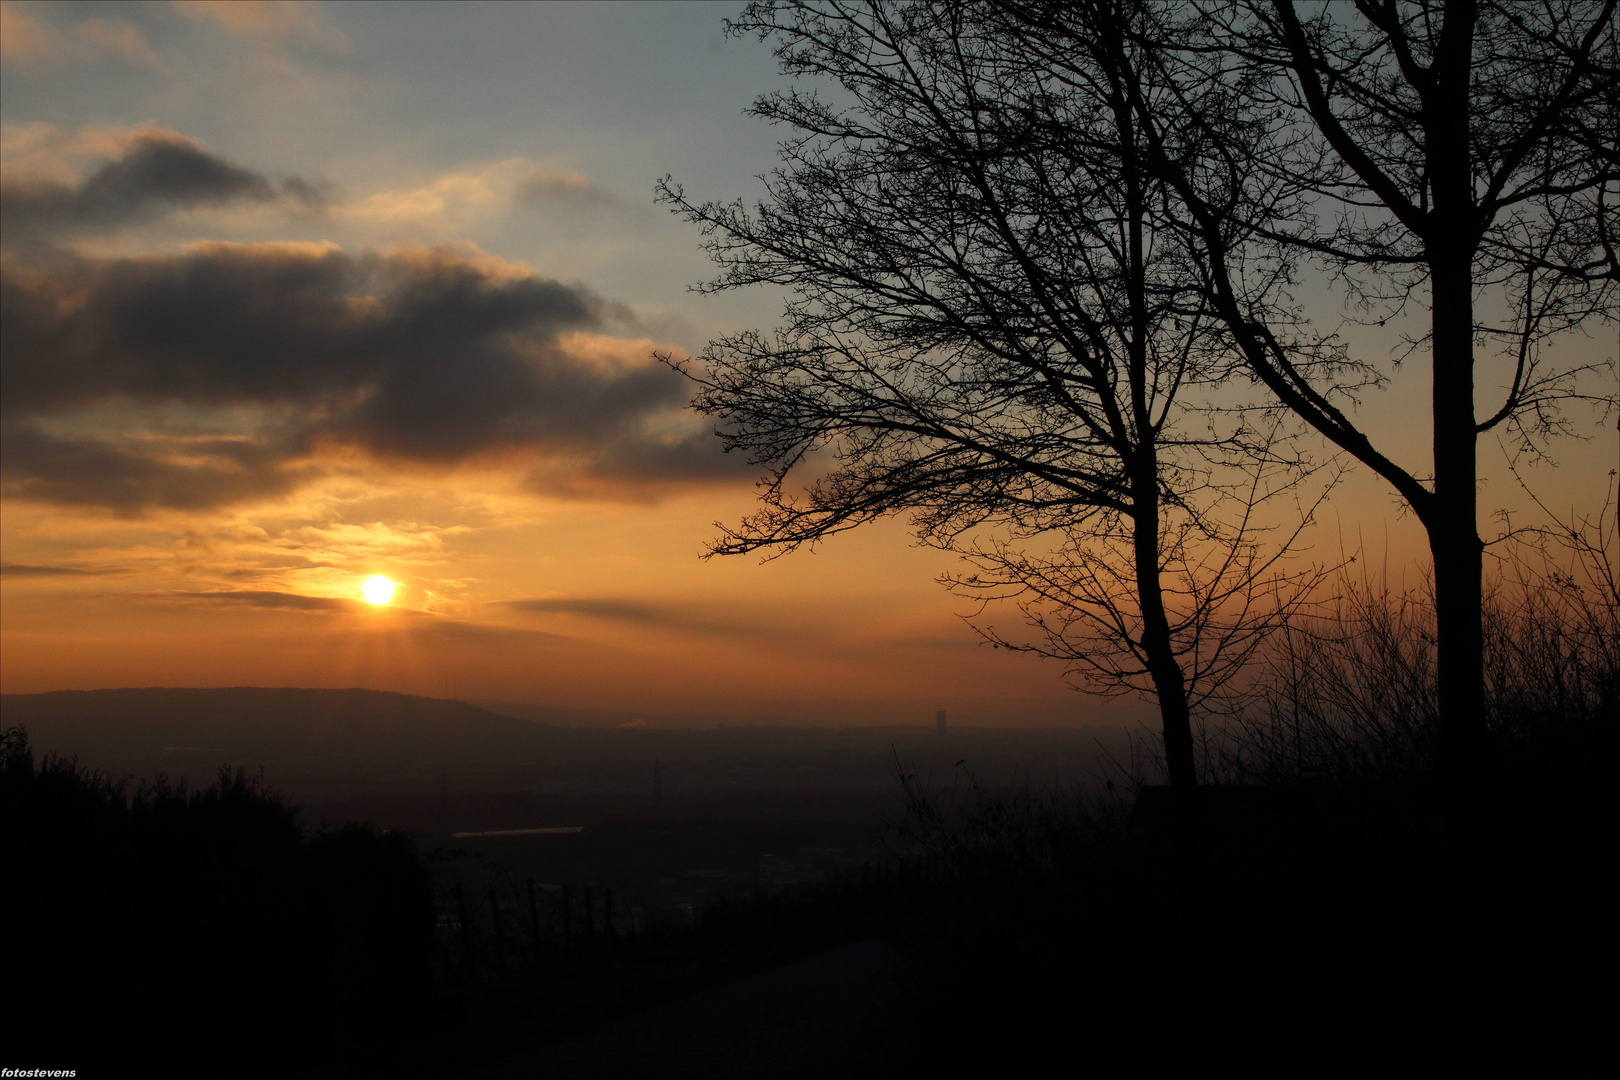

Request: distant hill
left=0, top=687, right=561, bottom=783
left=472, top=698, right=644, bottom=728
left=1, top=687, right=1132, bottom=822
left=470, top=698, right=717, bottom=729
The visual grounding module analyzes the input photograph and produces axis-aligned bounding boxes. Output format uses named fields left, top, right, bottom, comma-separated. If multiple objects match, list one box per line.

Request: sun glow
left=362, top=576, right=396, bottom=605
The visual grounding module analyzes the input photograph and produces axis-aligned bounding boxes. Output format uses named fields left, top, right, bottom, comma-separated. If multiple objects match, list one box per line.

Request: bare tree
left=945, top=429, right=1330, bottom=725
left=659, top=0, right=1326, bottom=789
left=1005, top=0, right=1618, bottom=780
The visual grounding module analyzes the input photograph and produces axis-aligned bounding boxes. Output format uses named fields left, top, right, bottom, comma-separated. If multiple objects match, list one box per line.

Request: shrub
left=1, top=730, right=435, bottom=1071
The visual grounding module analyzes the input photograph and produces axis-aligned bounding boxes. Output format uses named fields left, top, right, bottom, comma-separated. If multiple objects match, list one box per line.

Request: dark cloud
left=1, top=240, right=751, bottom=511
left=506, top=597, right=669, bottom=621
left=0, top=563, right=108, bottom=578
left=502, top=596, right=803, bottom=641
left=222, top=558, right=335, bottom=581
left=412, top=619, right=566, bottom=643
left=0, top=422, right=311, bottom=512
left=162, top=590, right=359, bottom=611
left=0, top=131, right=322, bottom=244
left=514, top=170, right=606, bottom=206
left=148, top=592, right=570, bottom=644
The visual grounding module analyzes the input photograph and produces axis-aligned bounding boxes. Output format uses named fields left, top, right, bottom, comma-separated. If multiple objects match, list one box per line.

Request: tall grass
left=1226, top=498, right=1618, bottom=786
left=882, top=751, right=1130, bottom=883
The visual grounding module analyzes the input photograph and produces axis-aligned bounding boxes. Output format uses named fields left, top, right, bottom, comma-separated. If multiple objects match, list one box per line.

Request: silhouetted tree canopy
left=662, top=0, right=1330, bottom=789
left=1033, top=0, right=1618, bottom=778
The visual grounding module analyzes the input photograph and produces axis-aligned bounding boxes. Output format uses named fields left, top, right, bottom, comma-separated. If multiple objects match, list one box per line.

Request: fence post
left=561, top=884, right=572, bottom=950
left=527, top=878, right=542, bottom=962
left=455, top=881, right=475, bottom=983
left=488, top=884, right=506, bottom=975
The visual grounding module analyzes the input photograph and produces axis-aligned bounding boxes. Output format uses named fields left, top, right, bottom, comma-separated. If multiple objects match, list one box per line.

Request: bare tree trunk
left=1429, top=254, right=1487, bottom=782
left=1118, top=74, right=1195, bottom=793
left=1426, top=3, right=1488, bottom=783
left=1132, top=466, right=1197, bottom=790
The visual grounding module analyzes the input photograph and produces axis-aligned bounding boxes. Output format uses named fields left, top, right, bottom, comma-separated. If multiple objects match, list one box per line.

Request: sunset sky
left=3, top=0, right=1614, bottom=726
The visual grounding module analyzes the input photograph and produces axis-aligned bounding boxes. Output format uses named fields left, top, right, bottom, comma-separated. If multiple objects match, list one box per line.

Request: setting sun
left=362, top=576, right=396, bottom=605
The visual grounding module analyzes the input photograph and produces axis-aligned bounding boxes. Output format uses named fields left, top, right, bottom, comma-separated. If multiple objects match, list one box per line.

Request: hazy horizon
left=4, top=682, right=1146, bottom=729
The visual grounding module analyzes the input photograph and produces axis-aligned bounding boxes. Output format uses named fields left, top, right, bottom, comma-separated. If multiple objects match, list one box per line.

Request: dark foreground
left=4, top=723, right=1608, bottom=1077
left=470, top=939, right=910, bottom=1080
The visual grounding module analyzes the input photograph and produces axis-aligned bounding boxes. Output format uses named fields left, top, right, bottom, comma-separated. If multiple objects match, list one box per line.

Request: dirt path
left=468, top=938, right=913, bottom=1079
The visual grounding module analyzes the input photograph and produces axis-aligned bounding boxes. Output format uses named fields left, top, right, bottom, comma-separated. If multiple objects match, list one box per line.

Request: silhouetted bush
left=1, top=729, right=434, bottom=1072
left=1141, top=499, right=1620, bottom=796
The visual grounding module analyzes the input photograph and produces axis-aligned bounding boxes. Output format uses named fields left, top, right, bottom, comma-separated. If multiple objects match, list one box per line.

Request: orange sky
left=2, top=2, right=1615, bottom=726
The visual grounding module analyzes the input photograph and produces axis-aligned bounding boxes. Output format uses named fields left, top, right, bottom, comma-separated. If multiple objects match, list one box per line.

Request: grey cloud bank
left=0, top=129, right=322, bottom=244
left=0, top=134, right=752, bottom=513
